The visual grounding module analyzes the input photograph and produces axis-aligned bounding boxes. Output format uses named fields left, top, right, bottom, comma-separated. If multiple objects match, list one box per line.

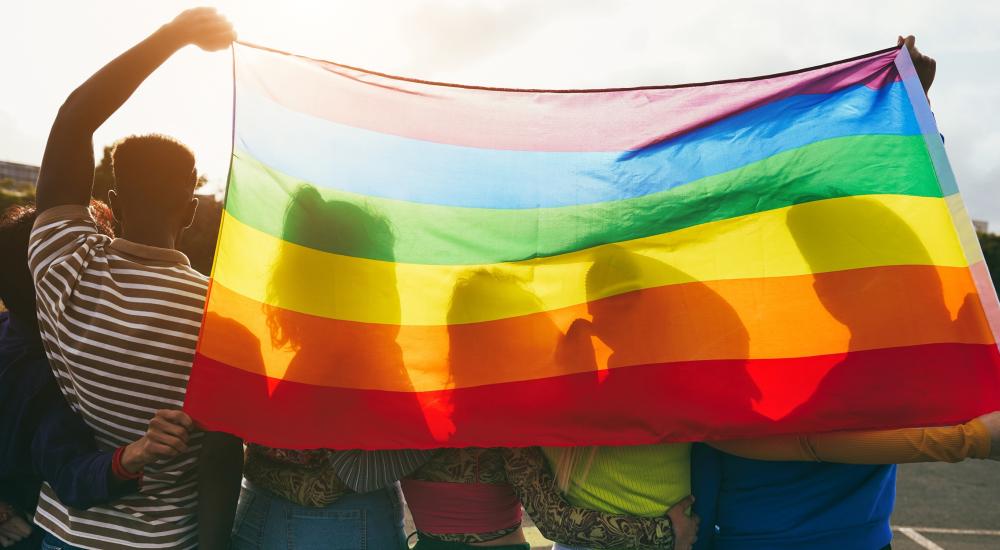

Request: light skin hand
left=897, top=35, right=936, bottom=95
left=121, top=409, right=196, bottom=473
left=666, top=495, right=700, bottom=550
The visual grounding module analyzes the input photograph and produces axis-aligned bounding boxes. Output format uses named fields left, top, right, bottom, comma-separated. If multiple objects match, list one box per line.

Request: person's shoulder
left=172, top=264, right=210, bottom=295
left=28, top=204, right=111, bottom=283
left=31, top=204, right=97, bottom=233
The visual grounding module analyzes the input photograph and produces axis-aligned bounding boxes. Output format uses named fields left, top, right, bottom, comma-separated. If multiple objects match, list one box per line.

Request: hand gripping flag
left=185, top=43, right=1000, bottom=449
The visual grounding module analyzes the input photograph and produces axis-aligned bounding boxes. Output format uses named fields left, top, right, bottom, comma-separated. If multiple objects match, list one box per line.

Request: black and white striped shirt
left=29, top=205, right=208, bottom=549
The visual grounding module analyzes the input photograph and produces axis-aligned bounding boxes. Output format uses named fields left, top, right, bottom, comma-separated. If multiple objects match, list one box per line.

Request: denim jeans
left=231, top=480, right=407, bottom=550
left=40, top=532, right=86, bottom=550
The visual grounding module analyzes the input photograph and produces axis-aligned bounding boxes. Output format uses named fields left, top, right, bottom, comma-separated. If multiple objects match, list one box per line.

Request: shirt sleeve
left=329, top=449, right=435, bottom=493
left=500, top=447, right=674, bottom=550
left=30, top=374, right=138, bottom=509
left=28, top=205, right=110, bottom=321
left=707, top=419, right=991, bottom=464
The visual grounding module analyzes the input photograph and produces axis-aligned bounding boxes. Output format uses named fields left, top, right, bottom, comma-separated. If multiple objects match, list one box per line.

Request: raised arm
left=501, top=447, right=698, bottom=550
left=709, top=412, right=998, bottom=464
left=35, top=7, right=234, bottom=212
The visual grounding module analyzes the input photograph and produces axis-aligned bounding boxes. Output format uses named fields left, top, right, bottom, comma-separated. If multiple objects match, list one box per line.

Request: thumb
left=668, top=495, right=696, bottom=513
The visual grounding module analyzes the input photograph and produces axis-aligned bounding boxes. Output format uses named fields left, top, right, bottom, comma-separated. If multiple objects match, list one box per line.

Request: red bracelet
left=112, top=446, right=143, bottom=481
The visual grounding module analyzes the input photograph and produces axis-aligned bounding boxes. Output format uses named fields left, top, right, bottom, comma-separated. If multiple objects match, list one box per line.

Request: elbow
left=53, top=484, right=102, bottom=510
left=54, top=89, right=93, bottom=129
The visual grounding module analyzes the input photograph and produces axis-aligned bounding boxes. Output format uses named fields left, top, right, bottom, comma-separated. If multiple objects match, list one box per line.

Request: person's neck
left=119, top=226, right=178, bottom=250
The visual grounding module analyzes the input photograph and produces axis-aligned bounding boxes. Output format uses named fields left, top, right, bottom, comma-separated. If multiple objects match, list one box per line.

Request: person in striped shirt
left=0, top=201, right=196, bottom=549
left=29, top=8, right=234, bottom=549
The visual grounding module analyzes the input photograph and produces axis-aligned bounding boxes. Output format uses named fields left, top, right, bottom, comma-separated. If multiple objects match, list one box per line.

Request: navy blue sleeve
left=30, top=382, right=138, bottom=509
left=691, top=443, right=722, bottom=550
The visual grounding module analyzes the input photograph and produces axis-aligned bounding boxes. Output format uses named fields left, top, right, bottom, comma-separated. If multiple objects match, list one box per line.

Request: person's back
left=29, top=201, right=208, bottom=547
left=543, top=444, right=690, bottom=516
left=401, top=446, right=679, bottom=550
left=28, top=10, right=233, bottom=547
left=692, top=445, right=894, bottom=550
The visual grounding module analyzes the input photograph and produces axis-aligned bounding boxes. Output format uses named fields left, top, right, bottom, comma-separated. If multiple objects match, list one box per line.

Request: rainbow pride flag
left=185, top=43, right=1000, bottom=449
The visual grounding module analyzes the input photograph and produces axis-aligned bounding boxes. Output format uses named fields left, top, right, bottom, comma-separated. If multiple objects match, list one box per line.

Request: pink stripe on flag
left=236, top=45, right=901, bottom=152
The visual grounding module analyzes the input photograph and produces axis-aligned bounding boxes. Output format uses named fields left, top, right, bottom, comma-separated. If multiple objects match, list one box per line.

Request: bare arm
left=709, top=416, right=995, bottom=464
left=197, top=432, right=244, bottom=550
left=35, top=7, right=234, bottom=212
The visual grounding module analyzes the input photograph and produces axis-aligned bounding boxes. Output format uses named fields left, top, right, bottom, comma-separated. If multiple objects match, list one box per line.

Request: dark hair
left=0, top=201, right=115, bottom=320
left=111, top=134, right=197, bottom=207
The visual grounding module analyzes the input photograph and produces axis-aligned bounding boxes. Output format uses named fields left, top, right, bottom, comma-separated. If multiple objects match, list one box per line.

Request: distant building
left=973, top=219, right=989, bottom=234
left=0, top=160, right=40, bottom=186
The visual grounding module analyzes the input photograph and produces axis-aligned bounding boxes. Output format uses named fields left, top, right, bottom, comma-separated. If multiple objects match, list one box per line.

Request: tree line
left=2, top=146, right=221, bottom=275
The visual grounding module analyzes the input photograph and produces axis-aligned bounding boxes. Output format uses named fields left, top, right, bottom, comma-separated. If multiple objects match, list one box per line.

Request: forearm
left=61, top=27, right=185, bottom=133
left=36, top=24, right=186, bottom=210
left=197, top=432, right=244, bottom=550
left=32, top=391, right=138, bottom=508
left=36, top=447, right=138, bottom=509
left=502, top=448, right=673, bottom=549
left=709, top=419, right=991, bottom=464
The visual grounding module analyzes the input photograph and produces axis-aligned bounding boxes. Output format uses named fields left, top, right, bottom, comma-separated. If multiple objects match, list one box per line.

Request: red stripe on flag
left=185, top=343, right=1000, bottom=450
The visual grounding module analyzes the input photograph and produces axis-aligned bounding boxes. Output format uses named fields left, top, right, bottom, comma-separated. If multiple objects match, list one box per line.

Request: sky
left=2, top=0, right=999, bottom=225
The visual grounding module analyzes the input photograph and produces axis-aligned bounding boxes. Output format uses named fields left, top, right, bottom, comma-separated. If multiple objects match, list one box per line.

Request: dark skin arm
left=35, top=7, right=234, bottom=213
left=197, top=431, right=244, bottom=550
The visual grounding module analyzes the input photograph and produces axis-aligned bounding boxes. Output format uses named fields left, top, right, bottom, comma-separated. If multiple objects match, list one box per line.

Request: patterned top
left=243, top=445, right=433, bottom=507
left=406, top=447, right=674, bottom=549
left=29, top=206, right=208, bottom=549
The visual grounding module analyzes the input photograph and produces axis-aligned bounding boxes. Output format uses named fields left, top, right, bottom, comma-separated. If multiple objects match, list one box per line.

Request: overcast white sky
left=2, top=1, right=998, bottom=225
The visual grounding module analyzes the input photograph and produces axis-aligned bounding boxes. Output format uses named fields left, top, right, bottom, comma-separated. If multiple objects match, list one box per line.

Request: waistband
left=402, top=479, right=522, bottom=536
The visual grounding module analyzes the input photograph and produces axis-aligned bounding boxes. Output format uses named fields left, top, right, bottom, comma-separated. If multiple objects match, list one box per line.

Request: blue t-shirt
left=692, top=443, right=895, bottom=550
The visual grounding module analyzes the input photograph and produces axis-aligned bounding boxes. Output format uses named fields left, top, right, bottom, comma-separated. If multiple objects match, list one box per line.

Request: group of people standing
left=1, top=7, right=998, bottom=550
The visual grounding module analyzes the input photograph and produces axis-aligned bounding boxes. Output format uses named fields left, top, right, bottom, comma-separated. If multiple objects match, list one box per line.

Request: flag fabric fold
left=184, top=43, right=1000, bottom=450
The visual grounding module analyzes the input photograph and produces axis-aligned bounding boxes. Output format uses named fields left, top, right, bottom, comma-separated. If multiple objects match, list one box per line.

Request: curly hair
left=0, top=200, right=115, bottom=319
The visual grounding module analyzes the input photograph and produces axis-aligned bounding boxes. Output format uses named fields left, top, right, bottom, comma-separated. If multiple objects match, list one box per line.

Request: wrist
left=153, top=22, right=190, bottom=51
left=119, top=442, right=147, bottom=475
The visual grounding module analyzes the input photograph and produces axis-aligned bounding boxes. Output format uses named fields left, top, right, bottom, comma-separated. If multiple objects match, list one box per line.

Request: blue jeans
left=40, top=532, right=86, bottom=550
left=231, top=480, right=407, bottom=550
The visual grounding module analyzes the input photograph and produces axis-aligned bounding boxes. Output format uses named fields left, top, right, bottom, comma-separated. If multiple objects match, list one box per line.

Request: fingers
left=139, top=410, right=198, bottom=462
left=0, top=517, right=29, bottom=548
left=179, top=6, right=225, bottom=23
left=149, top=416, right=190, bottom=446
left=146, top=433, right=187, bottom=458
left=157, top=409, right=195, bottom=430
left=147, top=412, right=190, bottom=454
left=170, top=7, right=236, bottom=51
left=3, top=517, right=31, bottom=538
left=668, top=494, right=696, bottom=513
